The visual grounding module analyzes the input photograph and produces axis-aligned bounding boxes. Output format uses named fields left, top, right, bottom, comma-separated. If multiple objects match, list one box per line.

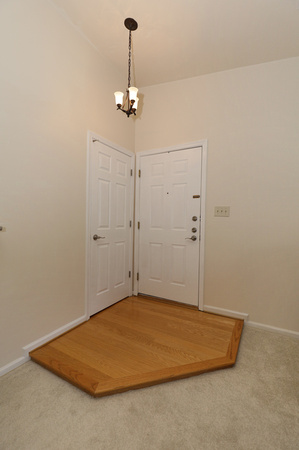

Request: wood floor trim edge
left=30, top=353, right=98, bottom=396
left=226, top=319, right=244, bottom=361
left=93, top=356, right=235, bottom=397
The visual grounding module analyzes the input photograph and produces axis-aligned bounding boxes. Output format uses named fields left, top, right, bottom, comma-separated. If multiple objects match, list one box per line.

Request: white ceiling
left=50, top=0, right=299, bottom=87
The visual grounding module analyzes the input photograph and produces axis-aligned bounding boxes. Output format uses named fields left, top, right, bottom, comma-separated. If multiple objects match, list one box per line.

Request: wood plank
left=30, top=296, right=243, bottom=397
left=106, top=299, right=233, bottom=352
left=96, top=313, right=225, bottom=361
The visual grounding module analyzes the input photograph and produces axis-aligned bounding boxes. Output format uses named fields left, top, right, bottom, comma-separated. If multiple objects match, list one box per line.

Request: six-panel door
left=89, top=140, right=133, bottom=316
left=138, top=148, right=202, bottom=305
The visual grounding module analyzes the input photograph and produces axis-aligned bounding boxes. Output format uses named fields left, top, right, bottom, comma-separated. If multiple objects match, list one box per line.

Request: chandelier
left=114, top=18, right=139, bottom=118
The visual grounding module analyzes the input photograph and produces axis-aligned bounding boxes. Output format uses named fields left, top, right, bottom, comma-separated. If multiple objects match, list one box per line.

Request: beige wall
left=1, top=1, right=298, bottom=373
left=135, top=57, right=299, bottom=332
left=0, top=0, right=134, bottom=368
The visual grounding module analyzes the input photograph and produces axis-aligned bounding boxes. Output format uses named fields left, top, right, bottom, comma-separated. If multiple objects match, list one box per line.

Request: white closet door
left=89, top=139, right=133, bottom=316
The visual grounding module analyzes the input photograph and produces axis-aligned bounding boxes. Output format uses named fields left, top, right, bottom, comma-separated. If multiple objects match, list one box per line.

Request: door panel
left=98, top=179, right=110, bottom=227
left=115, top=183, right=126, bottom=227
left=138, top=147, right=202, bottom=306
left=96, top=244, right=109, bottom=294
left=114, top=241, right=126, bottom=287
left=149, top=243, right=163, bottom=281
left=170, top=244, right=186, bottom=286
left=172, top=183, right=187, bottom=229
left=89, top=139, right=133, bottom=316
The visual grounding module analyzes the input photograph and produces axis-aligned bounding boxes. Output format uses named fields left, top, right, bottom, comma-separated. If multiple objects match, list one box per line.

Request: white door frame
left=134, top=140, right=207, bottom=310
left=86, top=131, right=135, bottom=318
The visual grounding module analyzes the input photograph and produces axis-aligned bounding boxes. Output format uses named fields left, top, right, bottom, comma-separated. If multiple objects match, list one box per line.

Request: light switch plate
left=214, top=206, right=230, bottom=217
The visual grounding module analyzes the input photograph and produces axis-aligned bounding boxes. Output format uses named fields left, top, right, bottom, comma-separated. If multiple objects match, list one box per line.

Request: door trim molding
left=134, top=140, right=208, bottom=310
left=86, top=131, right=135, bottom=318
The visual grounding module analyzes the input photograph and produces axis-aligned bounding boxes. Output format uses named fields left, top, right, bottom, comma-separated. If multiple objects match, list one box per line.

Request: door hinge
left=138, top=221, right=140, bottom=229
left=137, top=272, right=139, bottom=281
left=130, top=169, right=133, bottom=176
left=129, top=271, right=131, bottom=278
left=139, top=169, right=141, bottom=178
left=130, top=220, right=132, bottom=228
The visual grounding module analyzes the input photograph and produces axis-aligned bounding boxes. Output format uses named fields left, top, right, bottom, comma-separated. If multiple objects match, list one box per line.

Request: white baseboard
left=203, top=305, right=249, bottom=321
left=0, top=356, right=31, bottom=377
left=0, top=314, right=88, bottom=378
left=203, top=305, right=299, bottom=338
left=246, top=320, right=299, bottom=339
left=23, top=314, right=88, bottom=354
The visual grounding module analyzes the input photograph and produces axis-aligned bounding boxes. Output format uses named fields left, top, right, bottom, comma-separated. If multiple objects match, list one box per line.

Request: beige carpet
left=0, top=325, right=298, bottom=450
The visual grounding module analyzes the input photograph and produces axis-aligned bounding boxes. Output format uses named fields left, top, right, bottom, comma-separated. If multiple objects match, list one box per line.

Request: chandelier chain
left=128, top=30, right=132, bottom=88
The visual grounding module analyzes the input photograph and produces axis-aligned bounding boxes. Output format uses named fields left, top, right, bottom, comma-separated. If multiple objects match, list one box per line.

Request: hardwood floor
left=30, top=296, right=243, bottom=397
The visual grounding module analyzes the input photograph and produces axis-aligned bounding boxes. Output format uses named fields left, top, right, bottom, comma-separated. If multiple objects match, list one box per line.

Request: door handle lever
left=93, top=234, right=105, bottom=241
left=185, top=235, right=197, bottom=241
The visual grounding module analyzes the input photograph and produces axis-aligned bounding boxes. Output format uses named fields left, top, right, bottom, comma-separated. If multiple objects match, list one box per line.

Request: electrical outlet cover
left=214, top=206, right=230, bottom=217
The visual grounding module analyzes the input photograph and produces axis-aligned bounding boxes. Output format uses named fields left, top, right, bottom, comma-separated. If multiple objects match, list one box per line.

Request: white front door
left=88, top=137, right=133, bottom=316
left=138, top=147, right=202, bottom=306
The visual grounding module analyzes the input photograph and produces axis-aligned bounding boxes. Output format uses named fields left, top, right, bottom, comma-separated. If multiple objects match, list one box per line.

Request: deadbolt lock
left=192, top=216, right=197, bottom=221
left=192, top=227, right=197, bottom=233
